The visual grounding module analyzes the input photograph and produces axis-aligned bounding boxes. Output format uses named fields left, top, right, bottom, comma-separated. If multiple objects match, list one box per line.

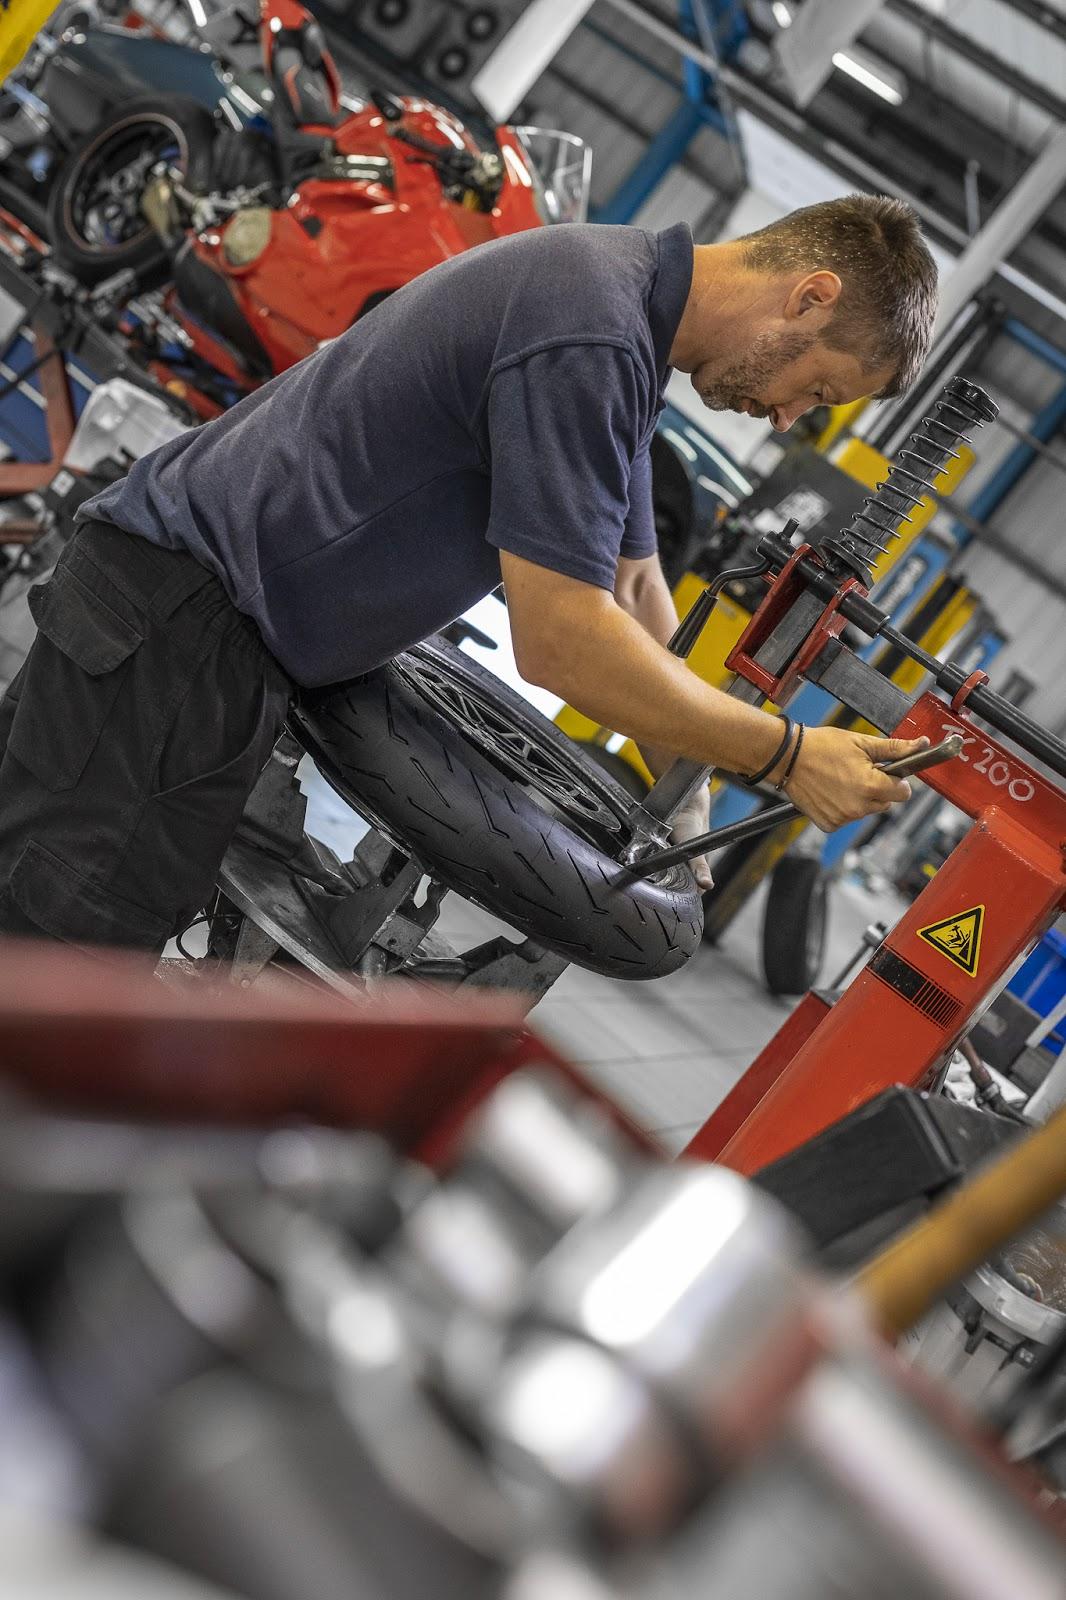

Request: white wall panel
left=553, top=21, right=683, bottom=135
left=688, top=125, right=741, bottom=196
left=956, top=543, right=1066, bottom=727
left=631, top=165, right=716, bottom=233
left=989, top=452, right=1066, bottom=587
left=472, top=0, right=596, bottom=122
left=582, top=0, right=681, bottom=77
left=523, top=78, right=643, bottom=204
left=526, top=4, right=733, bottom=218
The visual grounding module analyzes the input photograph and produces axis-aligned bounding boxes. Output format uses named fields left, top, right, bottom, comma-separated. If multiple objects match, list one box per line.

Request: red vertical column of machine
left=687, top=692, right=1066, bottom=1175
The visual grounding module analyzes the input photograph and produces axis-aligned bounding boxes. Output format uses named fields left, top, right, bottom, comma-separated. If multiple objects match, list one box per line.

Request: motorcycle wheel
left=47, top=94, right=218, bottom=285
left=761, top=854, right=828, bottom=996
left=579, top=742, right=651, bottom=802
left=290, top=636, right=704, bottom=980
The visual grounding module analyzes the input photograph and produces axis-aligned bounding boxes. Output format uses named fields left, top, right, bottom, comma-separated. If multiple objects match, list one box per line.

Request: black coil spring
left=821, top=376, right=999, bottom=582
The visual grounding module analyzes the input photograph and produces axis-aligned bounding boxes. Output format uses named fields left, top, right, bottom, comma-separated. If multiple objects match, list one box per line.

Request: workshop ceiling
left=522, top=1, right=1066, bottom=316
left=760, top=0, right=1066, bottom=306
left=872, top=0, right=1063, bottom=153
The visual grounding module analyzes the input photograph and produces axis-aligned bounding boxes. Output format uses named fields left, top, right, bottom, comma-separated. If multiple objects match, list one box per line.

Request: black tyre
left=290, top=637, right=704, bottom=980
left=650, top=432, right=696, bottom=588
left=47, top=95, right=218, bottom=285
left=761, top=854, right=828, bottom=996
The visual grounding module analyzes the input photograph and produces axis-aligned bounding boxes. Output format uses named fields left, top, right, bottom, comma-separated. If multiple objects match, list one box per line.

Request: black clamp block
left=754, top=1086, right=1021, bottom=1260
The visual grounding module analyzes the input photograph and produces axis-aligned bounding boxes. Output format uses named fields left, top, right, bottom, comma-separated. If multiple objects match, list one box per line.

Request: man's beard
left=697, top=329, right=816, bottom=414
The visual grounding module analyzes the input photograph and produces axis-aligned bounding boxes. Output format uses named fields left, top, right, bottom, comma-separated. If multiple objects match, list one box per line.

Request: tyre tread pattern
left=292, top=639, right=703, bottom=979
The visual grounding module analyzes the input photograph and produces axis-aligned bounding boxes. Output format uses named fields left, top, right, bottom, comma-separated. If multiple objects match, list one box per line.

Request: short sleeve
left=485, top=343, right=650, bottom=591
left=619, top=437, right=657, bottom=559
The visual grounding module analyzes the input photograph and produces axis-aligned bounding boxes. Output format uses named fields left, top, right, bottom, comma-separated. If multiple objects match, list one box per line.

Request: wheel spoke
left=396, top=652, right=633, bottom=839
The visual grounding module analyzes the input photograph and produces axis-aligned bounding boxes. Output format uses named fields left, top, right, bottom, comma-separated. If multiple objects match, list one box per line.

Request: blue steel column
left=1002, top=318, right=1066, bottom=377
left=591, top=0, right=741, bottom=225
left=592, top=101, right=710, bottom=225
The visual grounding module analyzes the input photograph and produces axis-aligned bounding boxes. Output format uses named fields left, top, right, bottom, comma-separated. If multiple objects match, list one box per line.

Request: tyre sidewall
left=292, top=645, right=704, bottom=980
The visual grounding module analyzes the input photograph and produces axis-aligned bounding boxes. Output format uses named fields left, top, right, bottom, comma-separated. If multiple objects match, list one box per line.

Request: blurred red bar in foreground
left=0, top=938, right=541, bottom=1157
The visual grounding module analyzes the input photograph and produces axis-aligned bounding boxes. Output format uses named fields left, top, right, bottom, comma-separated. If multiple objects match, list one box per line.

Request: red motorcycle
left=56, top=0, right=584, bottom=416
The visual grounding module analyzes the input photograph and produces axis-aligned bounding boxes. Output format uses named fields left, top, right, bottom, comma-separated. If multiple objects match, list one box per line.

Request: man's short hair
left=738, top=194, right=938, bottom=398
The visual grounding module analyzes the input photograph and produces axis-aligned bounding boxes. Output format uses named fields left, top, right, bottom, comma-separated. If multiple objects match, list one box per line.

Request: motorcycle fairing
left=41, top=26, right=235, bottom=146
left=173, top=241, right=274, bottom=381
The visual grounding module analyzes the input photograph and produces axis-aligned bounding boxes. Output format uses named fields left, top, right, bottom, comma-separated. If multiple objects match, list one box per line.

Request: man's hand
left=669, top=789, right=713, bottom=891
left=784, top=729, right=929, bottom=832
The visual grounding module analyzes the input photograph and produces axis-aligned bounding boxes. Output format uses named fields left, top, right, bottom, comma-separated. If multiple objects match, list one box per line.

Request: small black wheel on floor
left=761, top=853, right=828, bottom=996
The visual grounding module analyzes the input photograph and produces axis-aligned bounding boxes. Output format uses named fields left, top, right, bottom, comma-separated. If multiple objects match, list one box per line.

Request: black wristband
left=743, top=716, right=793, bottom=789
left=776, top=722, right=805, bottom=790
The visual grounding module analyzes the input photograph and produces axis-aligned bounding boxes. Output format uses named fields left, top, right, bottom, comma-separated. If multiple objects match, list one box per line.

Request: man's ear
left=786, top=270, right=842, bottom=321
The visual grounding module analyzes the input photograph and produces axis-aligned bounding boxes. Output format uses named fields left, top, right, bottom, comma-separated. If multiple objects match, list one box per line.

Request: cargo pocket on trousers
left=9, top=840, right=172, bottom=948
left=8, top=564, right=144, bottom=791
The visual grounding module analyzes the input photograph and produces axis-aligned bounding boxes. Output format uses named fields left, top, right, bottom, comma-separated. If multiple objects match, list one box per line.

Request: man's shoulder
left=514, top=220, right=654, bottom=258
left=353, top=223, right=665, bottom=401
left=477, top=223, right=659, bottom=359
left=491, top=221, right=656, bottom=288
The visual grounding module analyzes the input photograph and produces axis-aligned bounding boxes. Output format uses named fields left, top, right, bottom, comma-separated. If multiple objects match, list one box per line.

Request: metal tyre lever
left=620, top=736, right=962, bottom=880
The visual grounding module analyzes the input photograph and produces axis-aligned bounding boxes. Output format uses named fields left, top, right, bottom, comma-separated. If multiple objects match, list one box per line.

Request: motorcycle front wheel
left=48, top=94, right=218, bottom=285
left=290, top=636, right=704, bottom=980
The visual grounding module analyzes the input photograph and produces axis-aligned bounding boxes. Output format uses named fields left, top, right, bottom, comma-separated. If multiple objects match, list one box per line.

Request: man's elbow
left=614, top=554, right=665, bottom=616
left=513, top=632, right=571, bottom=697
left=508, top=583, right=614, bottom=697
left=613, top=565, right=643, bottom=612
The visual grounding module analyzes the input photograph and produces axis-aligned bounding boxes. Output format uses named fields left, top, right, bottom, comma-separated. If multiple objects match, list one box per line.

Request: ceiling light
left=832, top=49, right=906, bottom=105
left=771, top=1, right=792, bottom=26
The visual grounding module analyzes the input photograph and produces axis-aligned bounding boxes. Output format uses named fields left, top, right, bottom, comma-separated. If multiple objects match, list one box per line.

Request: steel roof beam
left=603, top=0, right=1066, bottom=325
left=1004, top=0, right=1066, bottom=51
left=934, top=123, right=1066, bottom=336
left=888, top=0, right=1066, bottom=125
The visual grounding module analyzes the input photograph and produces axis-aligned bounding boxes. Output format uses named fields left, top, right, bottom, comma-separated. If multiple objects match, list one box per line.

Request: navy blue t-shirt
left=81, top=221, right=694, bottom=686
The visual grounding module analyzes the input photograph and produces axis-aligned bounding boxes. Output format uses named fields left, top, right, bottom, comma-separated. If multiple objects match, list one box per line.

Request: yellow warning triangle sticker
left=917, top=905, right=985, bottom=977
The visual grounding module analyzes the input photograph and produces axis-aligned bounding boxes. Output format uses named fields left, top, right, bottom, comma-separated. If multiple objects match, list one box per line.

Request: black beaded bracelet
left=742, top=716, right=793, bottom=789
left=775, top=722, right=805, bottom=790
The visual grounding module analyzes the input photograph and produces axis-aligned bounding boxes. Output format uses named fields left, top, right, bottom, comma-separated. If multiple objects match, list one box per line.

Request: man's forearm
left=615, top=561, right=684, bottom=778
left=503, top=550, right=925, bottom=833
left=527, top=590, right=785, bottom=778
left=617, top=559, right=734, bottom=783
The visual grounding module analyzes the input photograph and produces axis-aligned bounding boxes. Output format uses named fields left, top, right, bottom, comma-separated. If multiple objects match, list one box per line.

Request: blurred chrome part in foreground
left=0, top=951, right=1062, bottom=1598
left=2, top=1062, right=1063, bottom=1599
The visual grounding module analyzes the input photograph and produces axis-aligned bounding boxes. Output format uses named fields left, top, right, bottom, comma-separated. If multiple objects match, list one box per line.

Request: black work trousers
left=0, top=519, right=292, bottom=952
